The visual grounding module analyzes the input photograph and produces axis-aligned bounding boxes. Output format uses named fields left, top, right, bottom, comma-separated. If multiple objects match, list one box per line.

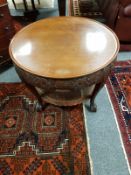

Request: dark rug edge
left=105, top=60, right=131, bottom=171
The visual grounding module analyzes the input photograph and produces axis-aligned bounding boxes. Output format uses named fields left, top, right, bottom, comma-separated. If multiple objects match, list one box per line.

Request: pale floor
left=84, top=52, right=131, bottom=175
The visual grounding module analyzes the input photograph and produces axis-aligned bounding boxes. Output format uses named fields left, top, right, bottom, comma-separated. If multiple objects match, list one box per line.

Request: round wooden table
left=9, top=16, right=119, bottom=111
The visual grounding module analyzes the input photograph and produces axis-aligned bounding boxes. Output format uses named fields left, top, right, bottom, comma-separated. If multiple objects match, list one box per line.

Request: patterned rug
left=106, top=61, right=131, bottom=170
left=68, top=0, right=105, bottom=23
left=0, top=83, right=91, bottom=175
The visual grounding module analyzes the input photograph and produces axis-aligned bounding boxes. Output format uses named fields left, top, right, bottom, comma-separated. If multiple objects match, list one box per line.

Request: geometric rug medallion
left=0, top=83, right=91, bottom=174
left=106, top=60, right=131, bottom=171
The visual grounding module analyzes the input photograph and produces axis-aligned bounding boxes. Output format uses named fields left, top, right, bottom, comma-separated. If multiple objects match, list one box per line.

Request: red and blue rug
left=0, top=83, right=91, bottom=175
left=106, top=60, right=131, bottom=170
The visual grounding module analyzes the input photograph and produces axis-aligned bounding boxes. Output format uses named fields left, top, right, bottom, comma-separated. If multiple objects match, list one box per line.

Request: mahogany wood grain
left=9, top=16, right=119, bottom=79
left=9, top=16, right=120, bottom=109
left=0, top=0, right=7, bottom=5
left=0, top=0, right=15, bottom=68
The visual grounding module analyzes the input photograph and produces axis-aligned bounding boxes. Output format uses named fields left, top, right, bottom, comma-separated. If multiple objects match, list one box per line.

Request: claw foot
left=89, top=102, right=97, bottom=112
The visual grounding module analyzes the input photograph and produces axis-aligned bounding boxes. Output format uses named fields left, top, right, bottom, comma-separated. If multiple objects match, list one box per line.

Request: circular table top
left=9, top=16, right=119, bottom=79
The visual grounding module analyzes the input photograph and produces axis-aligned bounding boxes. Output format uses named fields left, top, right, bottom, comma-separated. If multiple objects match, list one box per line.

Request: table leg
left=24, top=83, right=44, bottom=111
left=89, top=82, right=104, bottom=112
left=31, top=0, right=37, bottom=10
left=23, top=0, right=39, bottom=20
left=38, top=0, right=40, bottom=4
left=12, top=0, right=17, bottom=9
left=58, top=0, right=66, bottom=16
left=23, top=0, right=28, bottom=11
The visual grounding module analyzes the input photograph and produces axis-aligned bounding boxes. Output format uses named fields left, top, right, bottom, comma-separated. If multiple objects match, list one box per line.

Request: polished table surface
left=9, top=16, right=119, bottom=110
left=9, top=16, right=119, bottom=79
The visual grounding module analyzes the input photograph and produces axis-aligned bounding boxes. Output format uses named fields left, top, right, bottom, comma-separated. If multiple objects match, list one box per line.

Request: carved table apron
left=15, top=62, right=114, bottom=112
left=9, top=17, right=119, bottom=112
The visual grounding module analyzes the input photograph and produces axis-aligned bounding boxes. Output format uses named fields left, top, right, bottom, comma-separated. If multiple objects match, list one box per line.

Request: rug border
left=105, top=85, right=131, bottom=175
left=105, top=60, right=131, bottom=174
